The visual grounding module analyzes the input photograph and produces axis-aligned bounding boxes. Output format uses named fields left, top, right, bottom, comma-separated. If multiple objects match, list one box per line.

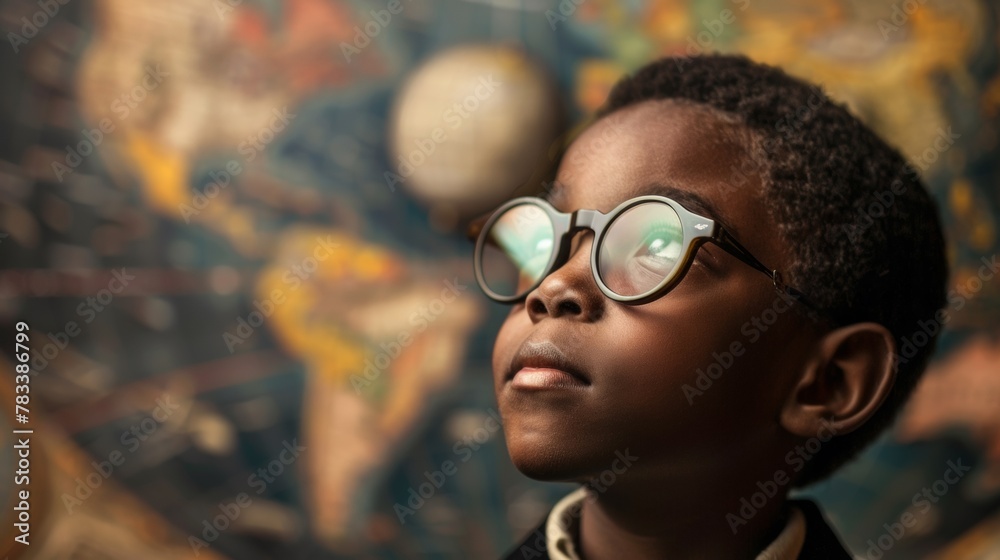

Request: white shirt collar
left=545, top=487, right=806, bottom=560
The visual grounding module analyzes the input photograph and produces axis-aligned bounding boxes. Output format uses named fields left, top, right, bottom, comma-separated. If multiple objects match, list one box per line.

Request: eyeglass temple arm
left=713, top=228, right=821, bottom=311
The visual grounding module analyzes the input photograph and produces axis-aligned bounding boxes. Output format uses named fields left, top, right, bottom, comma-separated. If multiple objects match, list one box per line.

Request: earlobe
left=780, top=322, right=897, bottom=439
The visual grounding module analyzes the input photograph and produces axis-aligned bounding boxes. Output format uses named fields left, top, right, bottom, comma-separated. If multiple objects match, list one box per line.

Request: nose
left=525, top=232, right=605, bottom=323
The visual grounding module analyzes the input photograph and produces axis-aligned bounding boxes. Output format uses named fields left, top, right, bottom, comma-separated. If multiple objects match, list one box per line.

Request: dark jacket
left=501, top=499, right=852, bottom=560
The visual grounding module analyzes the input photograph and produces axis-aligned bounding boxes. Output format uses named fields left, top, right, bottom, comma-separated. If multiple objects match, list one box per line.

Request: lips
left=507, top=339, right=591, bottom=386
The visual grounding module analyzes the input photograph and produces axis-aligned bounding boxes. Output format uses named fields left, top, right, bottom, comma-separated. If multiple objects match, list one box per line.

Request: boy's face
left=492, top=100, right=817, bottom=484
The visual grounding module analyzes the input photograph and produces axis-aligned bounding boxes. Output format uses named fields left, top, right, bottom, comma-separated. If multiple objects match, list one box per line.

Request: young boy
left=471, top=54, right=948, bottom=559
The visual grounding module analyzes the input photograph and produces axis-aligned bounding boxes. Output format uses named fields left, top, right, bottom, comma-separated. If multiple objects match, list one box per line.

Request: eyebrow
left=626, top=182, right=742, bottom=239
left=541, top=180, right=743, bottom=239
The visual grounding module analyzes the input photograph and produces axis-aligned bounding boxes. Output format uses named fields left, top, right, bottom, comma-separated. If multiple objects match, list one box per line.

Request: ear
left=780, top=322, right=897, bottom=439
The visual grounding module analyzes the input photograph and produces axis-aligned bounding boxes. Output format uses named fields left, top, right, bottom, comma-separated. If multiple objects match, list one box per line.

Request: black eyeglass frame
left=472, top=195, right=820, bottom=310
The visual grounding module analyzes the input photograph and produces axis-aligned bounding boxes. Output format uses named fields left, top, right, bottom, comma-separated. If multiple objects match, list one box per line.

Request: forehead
left=551, top=100, right=762, bottom=218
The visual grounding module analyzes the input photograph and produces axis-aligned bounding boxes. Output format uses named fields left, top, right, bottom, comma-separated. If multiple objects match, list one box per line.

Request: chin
left=504, top=426, right=607, bottom=483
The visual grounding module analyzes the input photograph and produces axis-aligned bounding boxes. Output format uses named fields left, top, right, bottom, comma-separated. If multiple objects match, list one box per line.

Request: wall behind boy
left=0, top=0, right=997, bottom=558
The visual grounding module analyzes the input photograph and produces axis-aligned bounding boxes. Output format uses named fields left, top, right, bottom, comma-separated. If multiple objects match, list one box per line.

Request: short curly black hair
left=596, top=54, right=949, bottom=487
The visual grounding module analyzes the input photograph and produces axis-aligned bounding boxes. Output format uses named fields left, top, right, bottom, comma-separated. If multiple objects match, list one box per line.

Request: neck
left=577, top=469, right=791, bottom=560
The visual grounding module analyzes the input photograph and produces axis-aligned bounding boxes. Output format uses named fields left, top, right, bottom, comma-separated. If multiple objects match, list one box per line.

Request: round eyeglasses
left=470, top=195, right=821, bottom=310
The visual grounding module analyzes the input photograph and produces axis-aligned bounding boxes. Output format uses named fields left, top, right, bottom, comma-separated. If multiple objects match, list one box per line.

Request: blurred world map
left=0, top=0, right=999, bottom=558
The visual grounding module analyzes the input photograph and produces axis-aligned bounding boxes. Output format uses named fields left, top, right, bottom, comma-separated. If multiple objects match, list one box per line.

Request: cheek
left=605, top=321, right=716, bottom=416
left=491, top=307, right=527, bottom=380
left=599, top=307, right=772, bottom=449
left=611, top=299, right=742, bottom=386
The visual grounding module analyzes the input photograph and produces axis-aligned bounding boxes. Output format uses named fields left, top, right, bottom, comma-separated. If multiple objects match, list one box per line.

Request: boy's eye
left=631, top=225, right=683, bottom=270
left=642, top=230, right=682, bottom=260
left=613, top=224, right=685, bottom=289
